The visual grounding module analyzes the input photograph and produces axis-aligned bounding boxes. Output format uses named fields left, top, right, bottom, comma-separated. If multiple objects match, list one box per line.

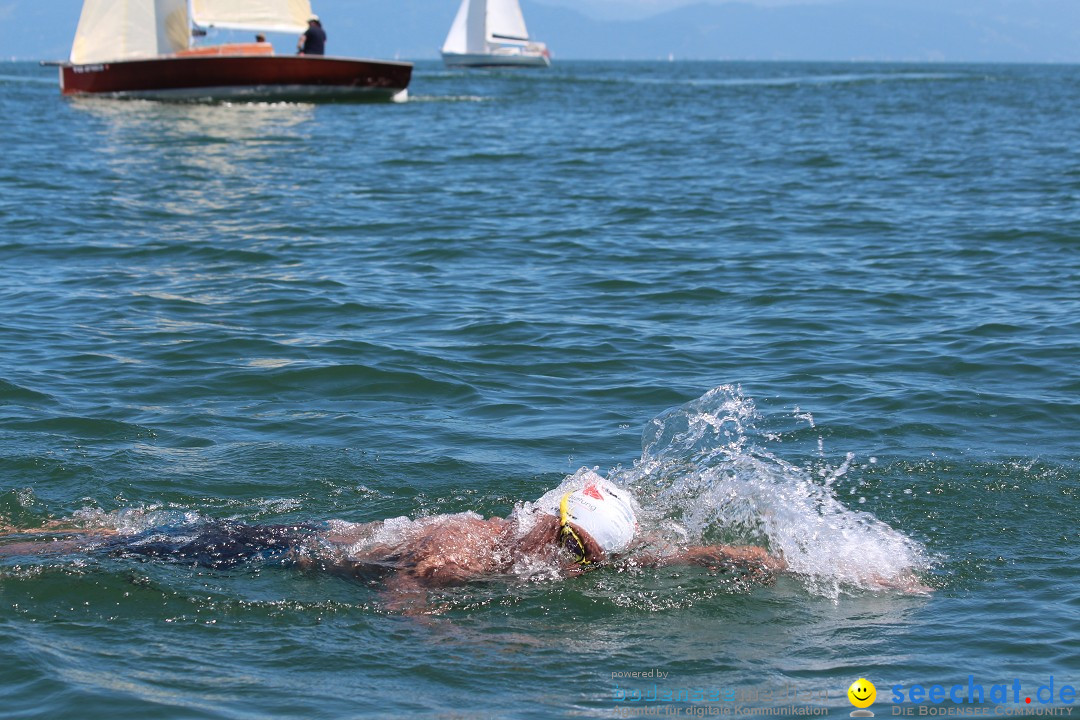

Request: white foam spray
left=615, top=385, right=931, bottom=599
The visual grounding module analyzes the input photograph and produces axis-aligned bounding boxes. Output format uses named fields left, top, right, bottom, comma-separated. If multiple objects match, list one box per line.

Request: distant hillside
left=6, top=0, right=1080, bottom=63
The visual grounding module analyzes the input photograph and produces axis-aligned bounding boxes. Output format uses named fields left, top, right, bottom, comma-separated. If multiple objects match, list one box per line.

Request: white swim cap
left=546, top=473, right=637, bottom=554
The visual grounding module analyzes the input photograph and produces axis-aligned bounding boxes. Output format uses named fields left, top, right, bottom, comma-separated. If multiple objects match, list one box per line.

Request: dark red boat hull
left=60, top=55, right=413, bottom=101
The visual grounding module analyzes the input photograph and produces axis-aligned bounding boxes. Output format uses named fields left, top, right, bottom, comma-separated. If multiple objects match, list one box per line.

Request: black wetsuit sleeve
left=103, top=521, right=321, bottom=568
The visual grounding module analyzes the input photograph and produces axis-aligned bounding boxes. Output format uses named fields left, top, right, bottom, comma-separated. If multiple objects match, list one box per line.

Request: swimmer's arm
left=0, top=521, right=119, bottom=538
left=380, top=572, right=434, bottom=615
left=511, top=513, right=559, bottom=555
left=651, top=545, right=787, bottom=573
left=0, top=523, right=120, bottom=558
left=320, top=521, right=380, bottom=546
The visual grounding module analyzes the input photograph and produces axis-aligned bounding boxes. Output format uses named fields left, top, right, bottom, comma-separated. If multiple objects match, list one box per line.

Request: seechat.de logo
left=848, top=678, right=877, bottom=717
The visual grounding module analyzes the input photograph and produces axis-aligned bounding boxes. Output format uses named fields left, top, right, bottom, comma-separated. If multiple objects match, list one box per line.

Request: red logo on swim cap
left=583, top=483, right=604, bottom=500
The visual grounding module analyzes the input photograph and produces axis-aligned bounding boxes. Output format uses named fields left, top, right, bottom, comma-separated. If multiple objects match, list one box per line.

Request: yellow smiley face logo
left=848, top=678, right=877, bottom=709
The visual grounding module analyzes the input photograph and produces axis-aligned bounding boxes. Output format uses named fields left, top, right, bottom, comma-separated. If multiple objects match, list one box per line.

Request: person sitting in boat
left=0, top=471, right=787, bottom=613
left=297, top=15, right=326, bottom=56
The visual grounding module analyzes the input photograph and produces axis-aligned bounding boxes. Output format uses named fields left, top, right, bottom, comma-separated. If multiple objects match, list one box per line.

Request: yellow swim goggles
left=559, top=492, right=591, bottom=564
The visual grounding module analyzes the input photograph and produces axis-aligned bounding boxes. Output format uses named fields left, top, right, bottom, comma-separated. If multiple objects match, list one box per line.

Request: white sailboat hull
left=442, top=49, right=550, bottom=68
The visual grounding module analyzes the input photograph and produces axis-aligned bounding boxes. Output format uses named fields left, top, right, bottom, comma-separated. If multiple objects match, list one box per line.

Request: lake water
left=0, top=60, right=1078, bottom=719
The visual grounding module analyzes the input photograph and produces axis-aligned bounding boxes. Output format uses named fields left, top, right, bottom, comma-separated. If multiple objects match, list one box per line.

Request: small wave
left=406, top=95, right=493, bottom=103
left=0, top=74, right=55, bottom=85
left=0, top=379, right=54, bottom=406
left=226, top=363, right=480, bottom=403
left=556, top=70, right=963, bottom=91
left=694, top=71, right=963, bottom=88
left=1, top=416, right=157, bottom=442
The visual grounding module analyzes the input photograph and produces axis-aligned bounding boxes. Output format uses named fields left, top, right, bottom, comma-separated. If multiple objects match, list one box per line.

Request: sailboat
left=441, top=0, right=551, bottom=68
left=56, top=0, right=412, bottom=101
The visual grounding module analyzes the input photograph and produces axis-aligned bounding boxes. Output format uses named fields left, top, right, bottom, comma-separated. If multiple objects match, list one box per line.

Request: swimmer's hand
left=867, top=571, right=934, bottom=595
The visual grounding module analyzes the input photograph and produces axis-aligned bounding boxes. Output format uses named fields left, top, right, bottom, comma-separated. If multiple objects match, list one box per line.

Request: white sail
left=486, top=0, right=530, bottom=44
left=467, top=0, right=489, bottom=52
left=190, top=0, right=312, bottom=33
left=442, top=0, right=470, bottom=54
left=70, top=0, right=190, bottom=64
left=441, top=0, right=549, bottom=66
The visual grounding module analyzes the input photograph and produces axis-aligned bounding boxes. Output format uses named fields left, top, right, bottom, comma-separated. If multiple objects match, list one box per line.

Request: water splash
left=4, top=387, right=930, bottom=601
left=617, top=386, right=931, bottom=599
left=69, top=505, right=206, bottom=535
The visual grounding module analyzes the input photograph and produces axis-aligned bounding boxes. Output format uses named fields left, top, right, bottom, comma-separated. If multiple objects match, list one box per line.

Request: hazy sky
left=3, top=0, right=1080, bottom=62
left=537, top=0, right=839, bottom=20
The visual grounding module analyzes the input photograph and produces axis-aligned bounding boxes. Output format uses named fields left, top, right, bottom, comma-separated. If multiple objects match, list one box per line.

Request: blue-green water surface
left=1, top=60, right=1078, bottom=719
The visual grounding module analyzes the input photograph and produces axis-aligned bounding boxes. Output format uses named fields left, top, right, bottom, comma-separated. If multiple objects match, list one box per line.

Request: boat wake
left=611, top=385, right=932, bottom=599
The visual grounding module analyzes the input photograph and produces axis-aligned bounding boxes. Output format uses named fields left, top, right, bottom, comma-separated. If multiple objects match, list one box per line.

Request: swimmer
left=1, top=472, right=784, bottom=612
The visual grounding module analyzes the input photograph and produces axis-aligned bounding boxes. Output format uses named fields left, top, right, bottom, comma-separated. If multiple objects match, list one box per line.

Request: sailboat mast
left=187, top=0, right=205, bottom=43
